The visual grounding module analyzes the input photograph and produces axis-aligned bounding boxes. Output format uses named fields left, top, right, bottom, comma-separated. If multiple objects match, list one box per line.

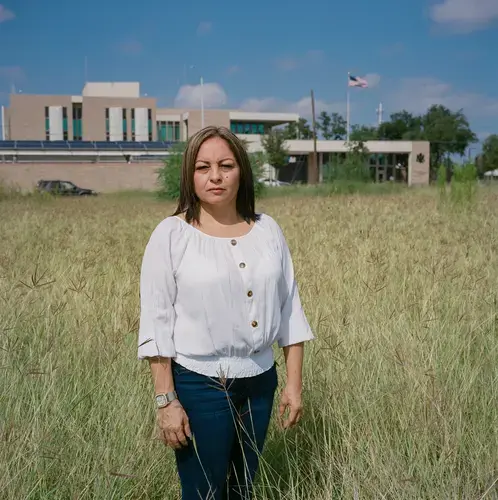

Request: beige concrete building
left=0, top=81, right=430, bottom=190
left=2, top=82, right=295, bottom=142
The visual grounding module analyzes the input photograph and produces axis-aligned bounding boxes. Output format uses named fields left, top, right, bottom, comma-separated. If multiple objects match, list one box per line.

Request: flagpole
left=346, top=72, right=350, bottom=142
left=200, top=76, right=205, bottom=129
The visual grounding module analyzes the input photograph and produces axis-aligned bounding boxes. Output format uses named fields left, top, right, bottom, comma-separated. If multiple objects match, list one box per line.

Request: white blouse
left=138, top=213, right=314, bottom=378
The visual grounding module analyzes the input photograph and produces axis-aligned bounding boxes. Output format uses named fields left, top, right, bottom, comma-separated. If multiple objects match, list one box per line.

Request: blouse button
left=251, top=320, right=258, bottom=328
left=239, top=262, right=246, bottom=268
left=231, top=239, right=237, bottom=246
left=247, top=290, right=253, bottom=297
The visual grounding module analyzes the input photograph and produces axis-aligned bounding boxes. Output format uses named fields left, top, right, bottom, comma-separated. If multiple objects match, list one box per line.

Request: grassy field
left=1, top=187, right=498, bottom=499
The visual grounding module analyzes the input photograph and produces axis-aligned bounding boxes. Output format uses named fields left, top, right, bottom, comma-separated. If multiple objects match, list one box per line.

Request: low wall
left=0, top=161, right=163, bottom=192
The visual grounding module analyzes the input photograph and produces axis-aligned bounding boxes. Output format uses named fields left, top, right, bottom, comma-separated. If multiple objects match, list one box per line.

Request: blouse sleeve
left=275, top=221, right=315, bottom=348
left=137, top=220, right=178, bottom=360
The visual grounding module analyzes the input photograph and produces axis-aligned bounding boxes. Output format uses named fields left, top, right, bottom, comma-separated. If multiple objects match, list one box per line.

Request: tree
left=421, top=105, right=477, bottom=175
left=317, top=111, right=332, bottom=139
left=318, top=112, right=347, bottom=140
left=481, top=134, right=498, bottom=172
left=377, top=111, right=422, bottom=140
left=283, top=118, right=312, bottom=139
left=349, top=125, right=378, bottom=141
left=261, top=128, right=289, bottom=172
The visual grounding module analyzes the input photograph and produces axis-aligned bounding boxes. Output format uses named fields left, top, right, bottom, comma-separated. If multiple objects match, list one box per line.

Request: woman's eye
left=196, top=166, right=209, bottom=171
left=221, top=164, right=234, bottom=169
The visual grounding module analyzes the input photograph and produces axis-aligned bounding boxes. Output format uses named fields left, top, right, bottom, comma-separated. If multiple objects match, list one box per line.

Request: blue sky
left=1, top=0, right=497, bottom=141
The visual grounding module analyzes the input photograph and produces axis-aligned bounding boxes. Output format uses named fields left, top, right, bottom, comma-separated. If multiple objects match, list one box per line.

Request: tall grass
left=1, top=189, right=498, bottom=499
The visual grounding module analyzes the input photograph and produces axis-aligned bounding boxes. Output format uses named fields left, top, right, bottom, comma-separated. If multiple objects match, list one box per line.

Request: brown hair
left=173, top=126, right=259, bottom=225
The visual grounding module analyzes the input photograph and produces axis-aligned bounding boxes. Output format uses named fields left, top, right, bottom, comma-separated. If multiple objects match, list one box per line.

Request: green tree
left=421, top=105, right=477, bottom=175
left=317, top=111, right=332, bottom=139
left=261, top=128, right=289, bottom=172
left=318, top=112, right=347, bottom=140
left=481, top=134, right=498, bottom=172
left=283, top=118, right=312, bottom=139
left=349, top=125, right=378, bottom=141
left=377, top=111, right=422, bottom=140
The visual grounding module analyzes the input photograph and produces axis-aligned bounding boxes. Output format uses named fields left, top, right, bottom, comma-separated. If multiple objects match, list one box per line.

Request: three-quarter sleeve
left=138, top=221, right=177, bottom=359
left=276, top=223, right=315, bottom=348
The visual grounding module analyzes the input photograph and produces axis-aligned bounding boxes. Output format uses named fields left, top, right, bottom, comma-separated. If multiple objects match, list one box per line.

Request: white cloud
left=0, top=4, right=14, bottom=23
left=239, top=95, right=346, bottom=118
left=174, top=82, right=227, bottom=108
left=430, top=0, right=498, bottom=32
left=196, top=21, right=212, bottom=36
left=364, top=73, right=381, bottom=88
left=391, top=77, right=498, bottom=117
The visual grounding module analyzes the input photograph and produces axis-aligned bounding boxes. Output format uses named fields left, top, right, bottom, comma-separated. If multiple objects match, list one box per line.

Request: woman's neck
left=198, top=203, right=242, bottom=227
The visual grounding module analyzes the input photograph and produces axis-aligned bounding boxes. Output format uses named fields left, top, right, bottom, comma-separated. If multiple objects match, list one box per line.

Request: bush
left=323, top=157, right=371, bottom=183
left=156, top=143, right=265, bottom=201
left=156, top=143, right=185, bottom=201
left=248, top=152, right=266, bottom=199
left=450, top=162, right=478, bottom=208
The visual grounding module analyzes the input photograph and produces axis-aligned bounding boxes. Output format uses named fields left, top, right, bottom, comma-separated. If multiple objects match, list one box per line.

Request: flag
left=348, top=74, right=368, bottom=88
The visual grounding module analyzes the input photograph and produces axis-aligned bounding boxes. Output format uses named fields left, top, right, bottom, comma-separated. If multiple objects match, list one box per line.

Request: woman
left=138, top=126, right=314, bottom=499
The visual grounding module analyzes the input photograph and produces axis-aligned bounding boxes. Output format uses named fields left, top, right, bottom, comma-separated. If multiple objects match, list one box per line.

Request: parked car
left=37, top=180, right=98, bottom=196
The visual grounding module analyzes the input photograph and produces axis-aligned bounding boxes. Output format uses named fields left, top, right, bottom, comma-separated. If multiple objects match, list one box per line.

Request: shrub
left=450, top=162, right=478, bottom=208
left=156, top=143, right=185, bottom=201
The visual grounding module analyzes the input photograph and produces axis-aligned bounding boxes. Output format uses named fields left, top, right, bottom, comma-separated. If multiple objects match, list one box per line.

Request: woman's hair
left=173, top=126, right=258, bottom=225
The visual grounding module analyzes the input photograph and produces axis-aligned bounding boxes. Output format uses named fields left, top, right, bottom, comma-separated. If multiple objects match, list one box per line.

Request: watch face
left=156, top=394, right=167, bottom=406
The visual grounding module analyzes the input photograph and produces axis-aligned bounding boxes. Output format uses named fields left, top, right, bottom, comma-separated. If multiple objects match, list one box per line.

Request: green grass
left=1, top=188, right=498, bottom=499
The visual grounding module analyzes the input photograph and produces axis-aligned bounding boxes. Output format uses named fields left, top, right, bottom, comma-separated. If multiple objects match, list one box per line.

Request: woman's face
left=193, top=136, right=241, bottom=208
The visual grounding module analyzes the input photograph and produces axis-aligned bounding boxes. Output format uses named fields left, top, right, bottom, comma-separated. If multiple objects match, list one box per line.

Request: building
left=0, top=81, right=430, bottom=191
left=2, top=81, right=297, bottom=143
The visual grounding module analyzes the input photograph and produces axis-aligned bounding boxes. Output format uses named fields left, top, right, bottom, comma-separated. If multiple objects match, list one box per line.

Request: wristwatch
left=155, top=391, right=178, bottom=409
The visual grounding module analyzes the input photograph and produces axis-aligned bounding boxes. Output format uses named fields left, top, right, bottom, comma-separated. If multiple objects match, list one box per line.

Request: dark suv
left=37, top=180, right=98, bottom=196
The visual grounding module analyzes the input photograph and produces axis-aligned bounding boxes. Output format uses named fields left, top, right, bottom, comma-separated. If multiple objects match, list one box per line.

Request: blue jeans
left=172, top=361, right=278, bottom=500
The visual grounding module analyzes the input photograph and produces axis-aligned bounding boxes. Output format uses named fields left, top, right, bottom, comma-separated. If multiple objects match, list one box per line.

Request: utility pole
left=309, top=89, right=318, bottom=184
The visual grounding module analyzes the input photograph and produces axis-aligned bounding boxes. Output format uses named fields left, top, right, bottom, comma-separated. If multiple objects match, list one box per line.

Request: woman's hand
left=156, top=400, right=192, bottom=449
left=278, top=384, right=303, bottom=429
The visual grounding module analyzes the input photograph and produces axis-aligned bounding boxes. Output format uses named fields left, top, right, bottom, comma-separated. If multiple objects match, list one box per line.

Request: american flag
left=348, top=74, right=368, bottom=88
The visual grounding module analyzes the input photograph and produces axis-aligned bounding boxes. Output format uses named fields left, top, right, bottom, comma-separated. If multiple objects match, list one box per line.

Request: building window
left=231, top=121, right=267, bottom=135
left=72, top=104, right=83, bottom=140
left=105, top=108, right=110, bottom=141
left=62, top=107, right=68, bottom=141
left=157, top=121, right=181, bottom=141
left=131, top=108, right=135, bottom=141
left=122, top=109, right=127, bottom=141
left=148, top=108, right=153, bottom=141
left=44, top=106, right=50, bottom=140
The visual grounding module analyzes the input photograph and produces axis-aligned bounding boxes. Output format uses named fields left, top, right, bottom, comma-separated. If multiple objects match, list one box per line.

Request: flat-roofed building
left=2, top=82, right=298, bottom=143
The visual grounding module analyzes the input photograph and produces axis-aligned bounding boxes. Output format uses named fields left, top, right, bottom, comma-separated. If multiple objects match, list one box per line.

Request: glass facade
left=122, top=109, right=127, bottom=141
left=157, top=121, right=180, bottom=141
left=230, top=122, right=266, bottom=135
left=148, top=109, right=153, bottom=141
left=44, top=106, right=49, bottom=140
left=105, top=108, right=110, bottom=141
left=62, top=107, right=68, bottom=140
left=72, top=104, right=82, bottom=141
left=131, top=108, right=135, bottom=141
